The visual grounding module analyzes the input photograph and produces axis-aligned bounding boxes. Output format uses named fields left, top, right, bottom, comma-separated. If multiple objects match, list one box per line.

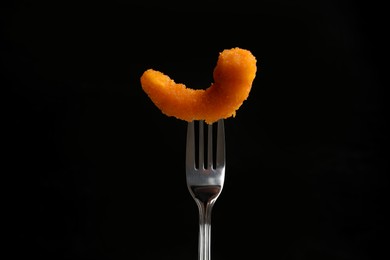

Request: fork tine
left=198, top=120, right=204, bottom=169
left=207, top=122, right=213, bottom=169
left=216, top=119, right=225, bottom=169
left=186, top=121, right=196, bottom=170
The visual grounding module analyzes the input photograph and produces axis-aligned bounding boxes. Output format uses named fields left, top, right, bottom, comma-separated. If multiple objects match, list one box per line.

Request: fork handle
left=196, top=200, right=215, bottom=260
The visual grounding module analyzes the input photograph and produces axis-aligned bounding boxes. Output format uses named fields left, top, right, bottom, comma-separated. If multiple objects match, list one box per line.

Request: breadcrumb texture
left=140, top=47, right=257, bottom=124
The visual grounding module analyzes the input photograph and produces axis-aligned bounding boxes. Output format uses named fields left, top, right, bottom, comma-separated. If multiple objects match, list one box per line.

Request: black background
left=2, top=0, right=388, bottom=259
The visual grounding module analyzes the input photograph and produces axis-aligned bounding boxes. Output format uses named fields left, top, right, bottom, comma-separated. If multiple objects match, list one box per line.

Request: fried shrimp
left=140, top=47, right=257, bottom=124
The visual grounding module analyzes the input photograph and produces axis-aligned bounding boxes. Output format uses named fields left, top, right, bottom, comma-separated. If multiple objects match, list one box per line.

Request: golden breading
left=140, top=47, right=257, bottom=124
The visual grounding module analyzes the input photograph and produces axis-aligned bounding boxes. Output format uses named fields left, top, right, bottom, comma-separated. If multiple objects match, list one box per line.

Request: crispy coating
left=140, top=47, right=257, bottom=124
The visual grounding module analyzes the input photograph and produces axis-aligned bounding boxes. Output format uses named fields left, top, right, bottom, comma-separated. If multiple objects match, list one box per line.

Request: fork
left=186, top=119, right=226, bottom=260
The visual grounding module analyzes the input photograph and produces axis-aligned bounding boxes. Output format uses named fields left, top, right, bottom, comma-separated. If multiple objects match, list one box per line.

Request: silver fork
left=186, top=119, right=226, bottom=260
